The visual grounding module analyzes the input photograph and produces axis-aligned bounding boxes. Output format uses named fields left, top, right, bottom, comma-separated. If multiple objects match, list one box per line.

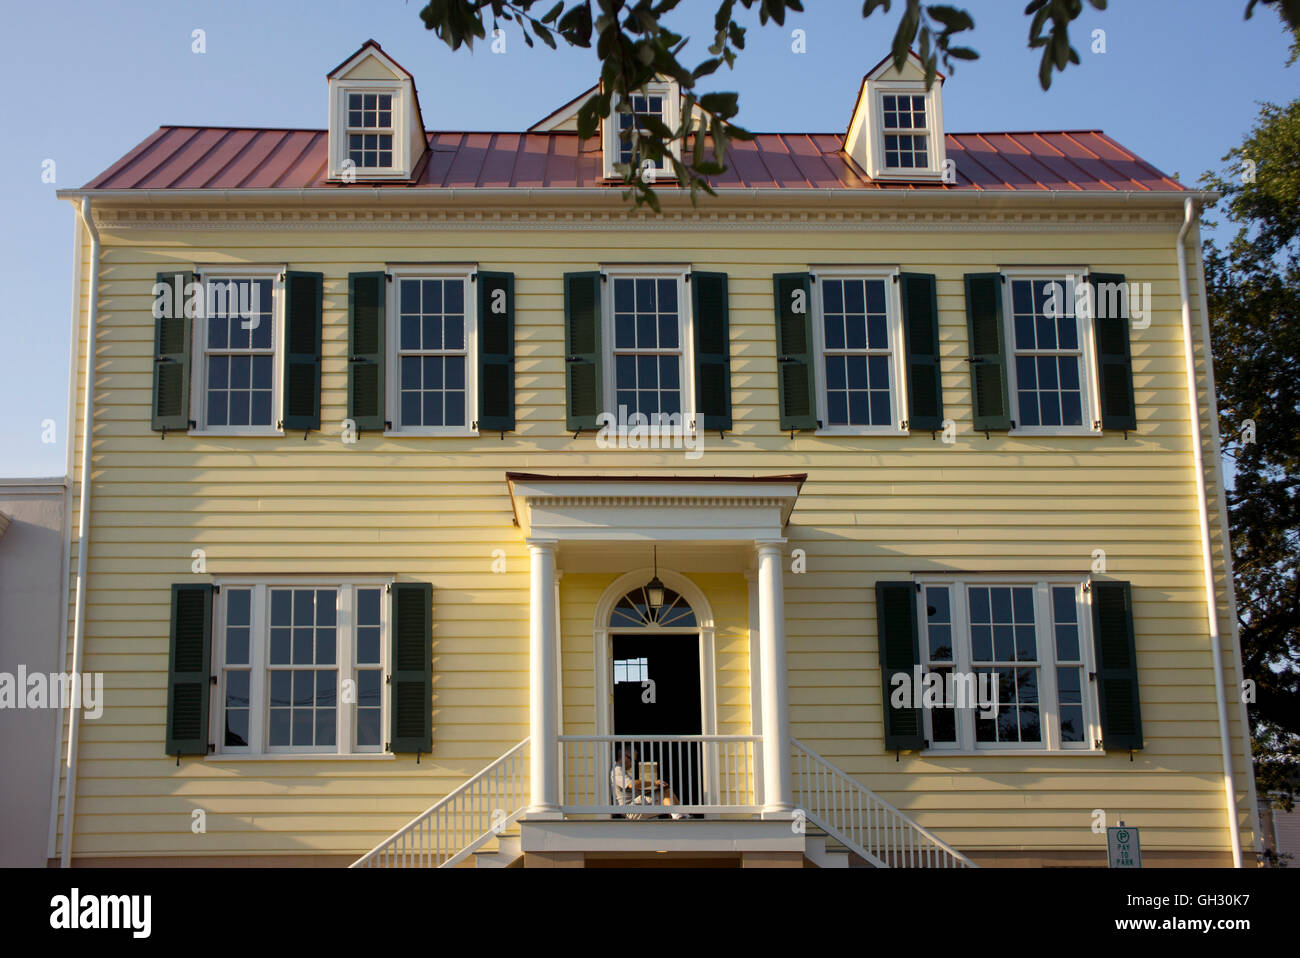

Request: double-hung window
left=603, top=84, right=680, bottom=180
left=603, top=268, right=693, bottom=423
left=387, top=268, right=476, bottom=435
left=916, top=577, right=1099, bottom=753
left=810, top=269, right=908, bottom=434
left=619, top=93, right=666, bottom=171
left=214, top=580, right=389, bottom=755
left=346, top=91, right=394, bottom=170
left=1003, top=271, right=1100, bottom=434
left=881, top=93, right=930, bottom=170
left=193, top=271, right=281, bottom=434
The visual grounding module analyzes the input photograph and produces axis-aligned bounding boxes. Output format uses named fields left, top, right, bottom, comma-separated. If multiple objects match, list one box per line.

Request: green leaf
left=927, top=4, right=974, bottom=31
left=699, top=91, right=740, bottom=117
left=541, top=1, right=565, bottom=24
left=693, top=57, right=723, bottom=79
left=533, top=20, right=558, bottom=48
left=557, top=3, right=594, bottom=45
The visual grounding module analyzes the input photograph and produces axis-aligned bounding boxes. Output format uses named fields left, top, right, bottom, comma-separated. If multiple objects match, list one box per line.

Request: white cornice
left=508, top=477, right=802, bottom=541
left=85, top=206, right=1186, bottom=233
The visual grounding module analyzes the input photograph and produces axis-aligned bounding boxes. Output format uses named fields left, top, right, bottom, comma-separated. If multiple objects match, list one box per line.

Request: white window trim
left=599, top=264, right=697, bottom=428
left=209, top=577, right=393, bottom=758
left=1000, top=267, right=1103, bottom=437
left=809, top=266, right=909, bottom=436
left=384, top=265, right=479, bottom=437
left=188, top=265, right=285, bottom=437
left=914, top=574, right=1102, bottom=756
left=602, top=83, right=682, bottom=181
left=329, top=79, right=411, bottom=180
left=870, top=81, right=946, bottom=181
left=344, top=90, right=396, bottom=170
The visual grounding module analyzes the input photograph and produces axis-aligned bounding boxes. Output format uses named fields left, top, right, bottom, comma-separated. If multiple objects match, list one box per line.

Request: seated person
left=610, top=743, right=684, bottom=820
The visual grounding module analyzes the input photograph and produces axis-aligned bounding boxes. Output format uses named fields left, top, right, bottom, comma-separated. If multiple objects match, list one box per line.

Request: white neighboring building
left=0, top=477, right=69, bottom=866
left=1260, top=798, right=1300, bottom=866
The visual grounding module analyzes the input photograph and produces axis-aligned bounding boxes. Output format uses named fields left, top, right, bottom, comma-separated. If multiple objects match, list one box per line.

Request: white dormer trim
left=327, top=44, right=425, bottom=182
left=845, top=51, right=947, bottom=182
left=529, top=86, right=597, bottom=132
left=602, top=79, right=682, bottom=181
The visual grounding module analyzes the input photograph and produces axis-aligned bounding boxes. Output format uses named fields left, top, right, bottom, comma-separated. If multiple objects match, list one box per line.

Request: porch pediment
left=505, top=473, right=805, bottom=543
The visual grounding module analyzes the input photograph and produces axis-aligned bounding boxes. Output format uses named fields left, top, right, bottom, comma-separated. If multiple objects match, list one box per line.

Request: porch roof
left=506, top=473, right=806, bottom=544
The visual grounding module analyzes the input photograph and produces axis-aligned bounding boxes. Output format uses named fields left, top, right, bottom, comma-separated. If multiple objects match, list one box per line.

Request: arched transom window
left=609, top=586, right=698, bottom=628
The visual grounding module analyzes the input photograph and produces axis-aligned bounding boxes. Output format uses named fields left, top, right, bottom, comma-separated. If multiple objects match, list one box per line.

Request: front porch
left=349, top=473, right=975, bottom=868
left=508, top=473, right=806, bottom=821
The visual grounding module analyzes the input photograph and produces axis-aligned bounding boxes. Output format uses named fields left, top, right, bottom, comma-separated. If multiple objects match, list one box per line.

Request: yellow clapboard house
left=49, top=40, right=1257, bottom=867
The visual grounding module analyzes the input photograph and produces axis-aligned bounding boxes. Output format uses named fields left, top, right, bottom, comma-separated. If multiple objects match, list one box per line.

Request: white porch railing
left=791, top=738, right=976, bottom=868
left=350, top=739, right=529, bottom=868
left=559, top=734, right=761, bottom=815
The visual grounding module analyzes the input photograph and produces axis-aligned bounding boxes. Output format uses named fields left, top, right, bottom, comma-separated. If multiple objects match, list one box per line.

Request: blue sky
left=0, top=0, right=1294, bottom=476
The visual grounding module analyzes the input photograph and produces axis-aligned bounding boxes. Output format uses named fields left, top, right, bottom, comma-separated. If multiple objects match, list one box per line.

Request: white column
left=756, top=540, right=793, bottom=815
left=745, top=569, right=765, bottom=807
left=528, top=539, right=561, bottom=816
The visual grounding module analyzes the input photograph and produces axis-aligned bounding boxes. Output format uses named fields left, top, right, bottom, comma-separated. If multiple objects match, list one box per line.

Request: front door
left=612, top=633, right=703, bottom=805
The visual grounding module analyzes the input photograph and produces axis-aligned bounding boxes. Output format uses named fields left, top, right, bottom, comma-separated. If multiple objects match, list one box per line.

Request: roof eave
left=56, top=186, right=1219, bottom=208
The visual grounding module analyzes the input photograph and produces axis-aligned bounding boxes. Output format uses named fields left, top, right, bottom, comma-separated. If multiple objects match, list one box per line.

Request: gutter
left=46, top=209, right=83, bottom=863
left=1176, top=195, right=1244, bottom=867
left=1190, top=215, right=1264, bottom=861
left=53, top=185, right=1220, bottom=212
left=59, top=195, right=99, bottom=868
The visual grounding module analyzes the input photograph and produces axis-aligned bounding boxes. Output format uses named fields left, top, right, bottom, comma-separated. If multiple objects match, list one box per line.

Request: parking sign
left=1107, top=826, right=1142, bottom=868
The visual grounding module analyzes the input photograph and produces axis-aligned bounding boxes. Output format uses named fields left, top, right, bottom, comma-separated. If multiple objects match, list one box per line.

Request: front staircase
left=350, top=736, right=975, bottom=868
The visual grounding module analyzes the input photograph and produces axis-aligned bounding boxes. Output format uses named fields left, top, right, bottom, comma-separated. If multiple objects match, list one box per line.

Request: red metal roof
left=82, top=126, right=1185, bottom=192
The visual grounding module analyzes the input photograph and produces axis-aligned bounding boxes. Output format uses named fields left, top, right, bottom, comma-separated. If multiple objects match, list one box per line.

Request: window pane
left=357, top=708, right=381, bottom=748
left=929, top=666, right=956, bottom=743
left=270, top=590, right=288, bottom=629
left=208, top=355, right=229, bottom=389
left=270, top=628, right=290, bottom=665
left=926, top=586, right=952, bottom=663
left=226, top=588, right=251, bottom=624
left=269, top=708, right=290, bottom=746
left=225, top=671, right=249, bottom=711
left=226, top=627, right=249, bottom=666
left=224, top=706, right=249, bottom=748
left=358, top=588, right=382, bottom=626
left=270, top=670, right=290, bottom=707
left=611, top=274, right=682, bottom=419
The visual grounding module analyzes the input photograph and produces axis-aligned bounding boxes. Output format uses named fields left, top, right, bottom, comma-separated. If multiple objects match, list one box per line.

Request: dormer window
left=619, top=93, right=667, bottom=170
left=881, top=94, right=929, bottom=170
left=326, top=40, right=426, bottom=182
left=346, top=92, right=394, bottom=169
left=844, top=50, right=947, bottom=182
left=603, top=80, right=680, bottom=181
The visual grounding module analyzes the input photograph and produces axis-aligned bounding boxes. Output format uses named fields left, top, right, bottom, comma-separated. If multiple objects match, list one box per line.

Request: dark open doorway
left=612, top=633, right=703, bottom=806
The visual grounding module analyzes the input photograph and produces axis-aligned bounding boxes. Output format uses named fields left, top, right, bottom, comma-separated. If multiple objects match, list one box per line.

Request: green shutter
left=899, top=272, right=943, bottom=432
left=1089, top=272, right=1137, bottom=432
left=691, top=271, right=732, bottom=432
left=1091, top=580, right=1143, bottom=751
left=152, top=271, right=193, bottom=432
left=477, top=271, right=516, bottom=433
left=963, top=273, right=1011, bottom=431
left=773, top=272, right=817, bottom=431
left=564, top=271, right=603, bottom=432
left=282, top=271, right=323, bottom=432
left=390, top=582, right=433, bottom=754
left=875, top=581, right=924, bottom=751
left=347, top=271, right=386, bottom=432
left=165, top=583, right=213, bottom=757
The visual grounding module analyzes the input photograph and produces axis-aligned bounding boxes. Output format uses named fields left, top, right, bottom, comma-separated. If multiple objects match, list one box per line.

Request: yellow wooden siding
left=53, top=211, right=1255, bottom=860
